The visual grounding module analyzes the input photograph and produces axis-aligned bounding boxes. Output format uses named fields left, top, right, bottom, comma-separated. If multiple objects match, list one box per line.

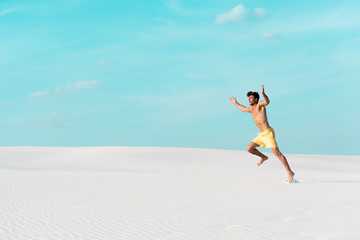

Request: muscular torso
left=250, top=104, right=270, bottom=132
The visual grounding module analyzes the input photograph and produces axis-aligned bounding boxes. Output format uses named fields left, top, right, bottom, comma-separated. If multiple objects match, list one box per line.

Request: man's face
left=248, top=95, right=257, bottom=106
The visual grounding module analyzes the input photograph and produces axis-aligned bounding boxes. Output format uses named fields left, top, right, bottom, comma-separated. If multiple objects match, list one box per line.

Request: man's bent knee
left=247, top=142, right=257, bottom=153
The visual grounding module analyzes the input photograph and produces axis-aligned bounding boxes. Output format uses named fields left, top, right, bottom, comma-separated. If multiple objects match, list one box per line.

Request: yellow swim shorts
left=252, top=127, right=278, bottom=148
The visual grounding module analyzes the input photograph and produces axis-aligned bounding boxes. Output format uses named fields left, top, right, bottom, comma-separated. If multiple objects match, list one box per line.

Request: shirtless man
left=229, top=85, right=295, bottom=183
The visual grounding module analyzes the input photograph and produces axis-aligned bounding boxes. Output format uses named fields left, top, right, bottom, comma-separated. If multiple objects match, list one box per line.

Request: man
left=229, top=84, right=295, bottom=183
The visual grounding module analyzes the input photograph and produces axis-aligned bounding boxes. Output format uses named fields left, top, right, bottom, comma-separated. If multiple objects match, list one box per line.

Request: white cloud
left=215, top=4, right=248, bottom=24
left=31, top=112, right=73, bottom=128
left=167, top=0, right=191, bottom=15
left=215, top=4, right=269, bottom=24
left=261, top=32, right=279, bottom=39
left=0, top=61, right=6, bottom=67
left=266, top=8, right=360, bottom=36
left=30, top=91, right=51, bottom=99
left=98, top=59, right=106, bottom=67
left=65, top=80, right=100, bottom=91
left=29, top=80, right=101, bottom=100
left=162, top=41, right=170, bottom=46
left=254, top=8, right=268, bottom=19
left=0, top=8, right=16, bottom=17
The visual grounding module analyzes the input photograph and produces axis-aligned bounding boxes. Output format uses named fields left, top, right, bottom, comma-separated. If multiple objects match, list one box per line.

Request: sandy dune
left=0, top=147, right=359, bottom=239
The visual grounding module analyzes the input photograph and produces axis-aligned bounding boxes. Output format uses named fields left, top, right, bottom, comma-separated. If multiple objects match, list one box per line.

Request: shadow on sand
left=295, top=180, right=360, bottom=184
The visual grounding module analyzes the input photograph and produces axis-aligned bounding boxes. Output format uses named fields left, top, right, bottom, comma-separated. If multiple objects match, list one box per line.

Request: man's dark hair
left=247, top=91, right=260, bottom=103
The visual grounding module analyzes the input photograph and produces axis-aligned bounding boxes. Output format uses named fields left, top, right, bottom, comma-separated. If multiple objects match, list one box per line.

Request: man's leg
left=247, top=142, right=268, bottom=166
left=272, top=147, right=295, bottom=182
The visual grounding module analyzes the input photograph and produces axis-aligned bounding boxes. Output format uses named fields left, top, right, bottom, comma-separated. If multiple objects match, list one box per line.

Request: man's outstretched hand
left=261, top=84, right=265, bottom=94
left=229, top=96, right=237, bottom=104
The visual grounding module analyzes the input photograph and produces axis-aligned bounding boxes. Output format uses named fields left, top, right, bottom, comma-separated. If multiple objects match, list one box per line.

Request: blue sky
left=1, top=0, right=359, bottom=155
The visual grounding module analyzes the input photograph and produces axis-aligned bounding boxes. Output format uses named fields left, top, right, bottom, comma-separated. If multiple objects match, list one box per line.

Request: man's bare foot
left=257, top=156, right=268, bottom=166
left=287, top=172, right=295, bottom=183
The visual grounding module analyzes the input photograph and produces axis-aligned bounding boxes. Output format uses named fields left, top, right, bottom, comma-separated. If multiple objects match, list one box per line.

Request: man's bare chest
left=250, top=106, right=266, bottom=120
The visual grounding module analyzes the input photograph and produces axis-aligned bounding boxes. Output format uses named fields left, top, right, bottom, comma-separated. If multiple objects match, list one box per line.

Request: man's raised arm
left=229, top=96, right=250, bottom=112
left=259, top=84, right=270, bottom=107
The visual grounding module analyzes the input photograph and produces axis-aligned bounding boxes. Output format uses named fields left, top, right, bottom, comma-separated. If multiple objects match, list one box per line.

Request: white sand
left=0, top=147, right=359, bottom=240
